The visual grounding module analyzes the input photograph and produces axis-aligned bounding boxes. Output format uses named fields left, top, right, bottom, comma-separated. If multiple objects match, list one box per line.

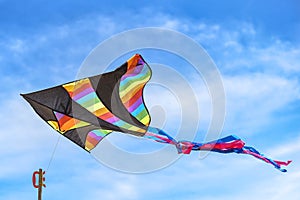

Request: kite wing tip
left=20, top=93, right=28, bottom=99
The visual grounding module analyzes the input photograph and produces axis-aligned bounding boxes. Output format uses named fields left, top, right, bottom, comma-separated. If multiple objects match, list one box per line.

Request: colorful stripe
left=144, top=127, right=177, bottom=144
left=85, top=129, right=112, bottom=151
left=47, top=111, right=90, bottom=134
left=119, top=54, right=151, bottom=126
left=62, top=78, right=145, bottom=133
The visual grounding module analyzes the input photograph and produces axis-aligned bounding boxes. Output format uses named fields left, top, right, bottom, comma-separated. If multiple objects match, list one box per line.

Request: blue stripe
left=76, top=92, right=98, bottom=105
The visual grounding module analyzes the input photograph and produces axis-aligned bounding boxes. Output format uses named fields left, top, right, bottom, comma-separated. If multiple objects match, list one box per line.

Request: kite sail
left=22, top=54, right=291, bottom=172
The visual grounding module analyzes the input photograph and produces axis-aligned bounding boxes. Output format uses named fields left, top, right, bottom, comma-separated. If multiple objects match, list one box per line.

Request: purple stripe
left=121, top=65, right=144, bottom=81
left=106, top=116, right=120, bottom=124
left=88, top=132, right=104, bottom=140
left=54, top=112, right=65, bottom=120
left=137, top=58, right=145, bottom=65
left=72, top=87, right=94, bottom=101
left=127, top=97, right=143, bottom=112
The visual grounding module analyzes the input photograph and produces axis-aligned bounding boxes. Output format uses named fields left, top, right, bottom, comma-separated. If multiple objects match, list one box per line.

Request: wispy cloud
left=223, top=73, right=300, bottom=134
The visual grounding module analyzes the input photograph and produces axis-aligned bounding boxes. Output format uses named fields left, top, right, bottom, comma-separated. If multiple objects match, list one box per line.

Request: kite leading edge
left=21, top=54, right=291, bottom=172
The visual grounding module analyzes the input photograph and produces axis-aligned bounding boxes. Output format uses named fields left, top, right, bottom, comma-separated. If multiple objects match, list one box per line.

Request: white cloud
left=223, top=73, right=300, bottom=134
left=253, top=41, right=300, bottom=73
left=268, top=134, right=300, bottom=157
left=0, top=98, right=58, bottom=179
left=154, top=19, right=298, bottom=78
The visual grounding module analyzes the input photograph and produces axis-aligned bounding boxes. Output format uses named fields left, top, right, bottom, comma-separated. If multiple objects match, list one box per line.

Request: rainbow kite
left=22, top=54, right=291, bottom=172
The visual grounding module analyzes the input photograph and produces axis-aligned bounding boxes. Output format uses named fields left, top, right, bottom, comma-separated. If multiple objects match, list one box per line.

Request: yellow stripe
left=120, top=85, right=142, bottom=103
left=120, top=71, right=149, bottom=91
left=63, top=82, right=75, bottom=93
left=85, top=101, right=105, bottom=113
left=94, top=107, right=110, bottom=117
left=47, top=121, right=65, bottom=134
left=127, top=126, right=146, bottom=132
left=85, top=141, right=94, bottom=151
left=120, top=75, right=149, bottom=98
left=74, top=120, right=90, bottom=128
left=140, top=115, right=150, bottom=126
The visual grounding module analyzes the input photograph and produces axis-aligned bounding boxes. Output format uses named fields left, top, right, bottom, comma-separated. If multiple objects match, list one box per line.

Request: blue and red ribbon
left=144, top=128, right=292, bottom=172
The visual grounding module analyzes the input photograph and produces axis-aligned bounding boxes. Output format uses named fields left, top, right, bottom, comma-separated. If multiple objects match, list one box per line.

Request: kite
left=22, top=54, right=291, bottom=172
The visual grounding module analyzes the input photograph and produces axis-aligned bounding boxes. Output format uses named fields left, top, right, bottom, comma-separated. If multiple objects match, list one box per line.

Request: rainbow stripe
left=119, top=54, right=151, bottom=126
left=47, top=111, right=90, bottom=134
left=85, top=129, right=112, bottom=151
left=63, top=78, right=145, bottom=133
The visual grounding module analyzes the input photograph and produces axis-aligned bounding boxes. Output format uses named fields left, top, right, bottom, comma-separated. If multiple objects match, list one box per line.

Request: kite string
left=46, top=135, right=61, bottom=172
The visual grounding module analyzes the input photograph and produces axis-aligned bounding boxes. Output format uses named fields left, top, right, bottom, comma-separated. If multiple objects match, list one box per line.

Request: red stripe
left=200, top=140, right=245, bottom=150
left=273, top=160, right=292, bottom=166
left=99, top=111, right=115, bottom=120
left=72, top=82, right=91, bottom=96
left=87, top=136, right=102, bottom=146
left=58, top=115, right=72, bottom=126
left=128, top=88, right=143, bottom=107
left=243, top=149, right=272, bottom=164
left=123, top=87, right=143, bottom=108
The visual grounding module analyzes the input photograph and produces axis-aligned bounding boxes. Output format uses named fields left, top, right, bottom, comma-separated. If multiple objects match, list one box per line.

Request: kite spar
left=22, top=54, right=291, bottom=172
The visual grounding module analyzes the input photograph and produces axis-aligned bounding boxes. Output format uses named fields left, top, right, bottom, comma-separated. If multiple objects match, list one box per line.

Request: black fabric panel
left=21, top=94, right=56, bottom=121
left=64, top=129, right=86, bottom=150
left=89, top=62, right=148, bottom=132
left=63, top=125, right=96, bottom=149
left=21, top=86, right=72, bottom=114
left=89, top=62, right=127, bottom=110
left=21, top=87, right=124, bottom=133
left=63, top=125, right=113, bottom=152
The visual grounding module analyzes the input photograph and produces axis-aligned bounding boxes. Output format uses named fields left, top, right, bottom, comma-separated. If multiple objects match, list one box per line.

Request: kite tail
left=241, top=146, right=292, bottom=172
left=144, top=127, right=292, bottom=172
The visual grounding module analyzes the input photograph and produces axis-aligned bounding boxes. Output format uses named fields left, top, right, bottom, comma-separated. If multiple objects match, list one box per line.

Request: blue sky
left=1, top=0, right=300, bottom=199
